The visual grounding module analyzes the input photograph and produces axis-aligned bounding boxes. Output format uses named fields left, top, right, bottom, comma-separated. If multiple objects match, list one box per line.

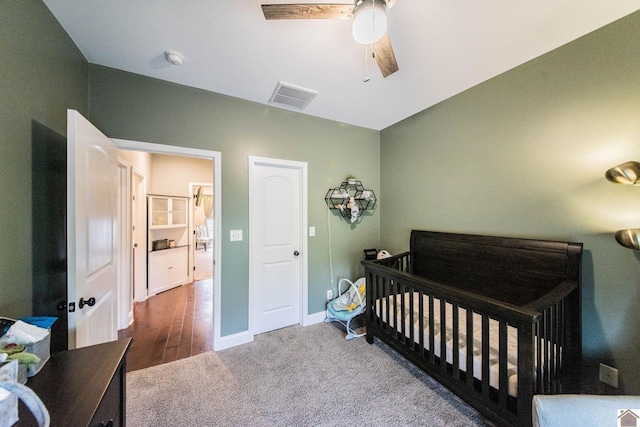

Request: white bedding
left=376, top=292, right=523, bottom=397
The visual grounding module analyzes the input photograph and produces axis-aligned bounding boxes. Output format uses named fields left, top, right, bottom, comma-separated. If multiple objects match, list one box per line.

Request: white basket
left=24, top=333, right=50, bottom=377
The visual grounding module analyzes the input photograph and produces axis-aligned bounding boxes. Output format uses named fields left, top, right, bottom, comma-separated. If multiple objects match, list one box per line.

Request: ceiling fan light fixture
left=352, top=0, right=387, bottom=45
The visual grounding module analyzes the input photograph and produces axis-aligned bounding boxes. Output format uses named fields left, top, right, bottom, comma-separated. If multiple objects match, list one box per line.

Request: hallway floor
left=118, top=279, right=213, bottom=371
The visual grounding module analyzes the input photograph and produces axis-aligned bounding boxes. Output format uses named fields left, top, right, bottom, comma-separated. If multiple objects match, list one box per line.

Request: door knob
left=79, top=297, right=96, bottom=309
left=293, top=251, right=300, bottom=256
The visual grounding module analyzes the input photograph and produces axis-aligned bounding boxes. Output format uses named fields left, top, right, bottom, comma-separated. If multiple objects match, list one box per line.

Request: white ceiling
left=43, top=0, right=639, bottom=131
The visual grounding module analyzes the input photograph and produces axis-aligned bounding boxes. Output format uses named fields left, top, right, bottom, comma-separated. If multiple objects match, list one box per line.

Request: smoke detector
left=164, top=50, right=184, bottom=66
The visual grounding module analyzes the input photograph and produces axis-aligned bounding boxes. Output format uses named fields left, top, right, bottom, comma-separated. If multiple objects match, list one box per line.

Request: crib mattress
left=376, top=292, right=523, bottom=397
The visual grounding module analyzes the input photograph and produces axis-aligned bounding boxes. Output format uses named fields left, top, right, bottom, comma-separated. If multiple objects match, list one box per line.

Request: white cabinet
left=147, top=246, right=189, bottom=296
left=147, top=194, right=190, bottom=297
left=148, top=196, right=188, bottom=228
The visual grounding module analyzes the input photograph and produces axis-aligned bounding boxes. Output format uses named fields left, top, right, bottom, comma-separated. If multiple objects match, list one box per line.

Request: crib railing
left=363, top=252, right=579, bottom=427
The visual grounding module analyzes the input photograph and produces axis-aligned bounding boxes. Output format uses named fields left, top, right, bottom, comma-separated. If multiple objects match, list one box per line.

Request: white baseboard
left=214, top=311, right=327, bottom=351
left=303, top=311, right=326, bottom=326
left=214, top=330, right=253, bottom=351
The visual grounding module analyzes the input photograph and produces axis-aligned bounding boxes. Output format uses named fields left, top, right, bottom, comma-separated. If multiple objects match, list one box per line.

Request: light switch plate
left=309, top=226, right=316, bottom=237
left=230, top=229, right=243, bottom=242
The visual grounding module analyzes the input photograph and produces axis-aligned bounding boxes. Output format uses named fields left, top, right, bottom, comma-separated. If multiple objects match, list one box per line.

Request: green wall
left=4, top=0, right=639, bottom=396
left=0, top=0, right=88, bottom=318
left=380, top=11, right=640, bottom=393
left=87, top=66, right=380, bottom=336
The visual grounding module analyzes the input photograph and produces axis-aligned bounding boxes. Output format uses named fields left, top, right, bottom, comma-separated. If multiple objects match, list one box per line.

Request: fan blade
left=371, top=33, right=399, bottom=78
left=261, top=4, right=354, bottom=20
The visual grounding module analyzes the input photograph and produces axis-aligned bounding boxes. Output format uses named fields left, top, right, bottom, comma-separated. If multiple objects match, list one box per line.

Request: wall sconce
left=606, top=161, right=640, bottom=250
left=605, top=161, right=640, bottom=185
left=614, top=229, right=640, bottom=251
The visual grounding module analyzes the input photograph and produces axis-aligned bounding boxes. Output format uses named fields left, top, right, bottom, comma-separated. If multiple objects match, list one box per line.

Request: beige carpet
left=127, top=322, right=488, bottom=426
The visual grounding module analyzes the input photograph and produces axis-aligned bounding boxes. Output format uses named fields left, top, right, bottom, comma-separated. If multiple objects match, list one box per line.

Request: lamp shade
left=352, top=0, right=387, bottom=45
left=605, top=161, right=640, bottom=185
left=615, top=228, right=640, bottom=251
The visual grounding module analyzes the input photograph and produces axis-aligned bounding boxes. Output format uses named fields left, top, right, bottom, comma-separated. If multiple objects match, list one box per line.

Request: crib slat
left=482, top=314, right=490, bottom=396
left=498, top=320, right=508, bottom=408
left=373, top=274, right=379, bottom=328
left=418, top=290, right=425, bottom=357
left=400, top=282, right=406, bottom=344
left=452, top=302, right=460, bottom=380
left=544, top=308, right=550, bottom=392
left=557, top=300, right=565, bottom=391
left=466, top=308, right=474, bottom=389
left=428, top=295, right=435, bottom=364
left=536, top=320, right=543, bottom=393
left=384, top=277, right=391, bottom=335
left=551, top=304, right=558, bottom=392
left=440, top=299, right=447, bottom=370
left=408, top=289, right=415, bottom=350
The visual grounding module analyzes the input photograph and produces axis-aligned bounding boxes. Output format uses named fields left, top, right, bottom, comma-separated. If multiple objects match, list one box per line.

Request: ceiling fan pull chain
left=363, top=45, right=370, bottom=82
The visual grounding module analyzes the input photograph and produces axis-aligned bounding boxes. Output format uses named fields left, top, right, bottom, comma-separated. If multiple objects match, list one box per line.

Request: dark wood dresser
left=17, top=338, right=132, bottom=427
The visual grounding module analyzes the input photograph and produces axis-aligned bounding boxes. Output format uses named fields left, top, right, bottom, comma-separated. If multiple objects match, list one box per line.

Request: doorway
left=113, top=139, right=222, bottom=350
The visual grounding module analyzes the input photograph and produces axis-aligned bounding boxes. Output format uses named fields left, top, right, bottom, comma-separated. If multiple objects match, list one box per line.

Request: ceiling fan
left=261, top=0, right=400, bottom=78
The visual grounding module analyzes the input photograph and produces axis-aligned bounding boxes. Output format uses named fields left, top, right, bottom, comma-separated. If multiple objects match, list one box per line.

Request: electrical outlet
left=599, top=363, right=619, bottom=388
left=326, top=289, right=333, bottom=301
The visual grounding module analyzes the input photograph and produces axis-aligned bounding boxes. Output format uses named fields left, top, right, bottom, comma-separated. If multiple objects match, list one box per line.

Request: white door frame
left=131, top=168, right=147, bottom=303
left=113, top=139, right=222, bottom=349
left=248, top=156, right=308, bottom=339
left=117, top=156, right=133, bottom=330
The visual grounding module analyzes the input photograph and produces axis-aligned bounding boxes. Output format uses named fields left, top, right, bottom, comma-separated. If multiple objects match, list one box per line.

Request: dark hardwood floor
left=118, top=279, right=213, bottom=372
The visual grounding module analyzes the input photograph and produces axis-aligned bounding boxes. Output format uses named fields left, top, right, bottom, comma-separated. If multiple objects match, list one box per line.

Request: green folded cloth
left=0, top=344, right=40, bottom=366
left=7, top=352, right=40, bottom=366
left=0, top=344, right=26, bottom=355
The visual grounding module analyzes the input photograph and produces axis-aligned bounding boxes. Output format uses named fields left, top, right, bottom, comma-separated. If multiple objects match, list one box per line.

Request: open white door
left=67, top=110, right=118, bottom=349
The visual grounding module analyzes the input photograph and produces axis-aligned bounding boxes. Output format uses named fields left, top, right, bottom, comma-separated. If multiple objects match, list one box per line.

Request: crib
left=362, top=230, right=583, bottom=427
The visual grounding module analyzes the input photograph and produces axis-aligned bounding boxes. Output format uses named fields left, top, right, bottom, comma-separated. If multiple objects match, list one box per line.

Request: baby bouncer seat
left=325, top=278, right=366, bottom=340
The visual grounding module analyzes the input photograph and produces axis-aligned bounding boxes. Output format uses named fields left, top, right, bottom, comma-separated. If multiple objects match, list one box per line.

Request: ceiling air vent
left=269, top=82, right=318, bottom=110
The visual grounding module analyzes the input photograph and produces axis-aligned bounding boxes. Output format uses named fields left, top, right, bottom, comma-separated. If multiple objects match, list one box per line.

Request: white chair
left=195, top=224, right=213, bottom=251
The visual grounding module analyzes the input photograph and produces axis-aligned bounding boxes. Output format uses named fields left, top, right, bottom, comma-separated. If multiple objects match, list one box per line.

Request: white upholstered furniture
left=532, top=394, right=640, bottom=427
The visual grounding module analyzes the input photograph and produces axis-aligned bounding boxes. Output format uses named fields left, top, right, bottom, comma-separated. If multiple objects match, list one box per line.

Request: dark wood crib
left=362, top=230, right=583, bottom=427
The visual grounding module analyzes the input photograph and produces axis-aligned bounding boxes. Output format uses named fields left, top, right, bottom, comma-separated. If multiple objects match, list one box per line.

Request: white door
left=250, top=158, right=305, bottom=335
left=67, top=110, right=118, bottom=349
